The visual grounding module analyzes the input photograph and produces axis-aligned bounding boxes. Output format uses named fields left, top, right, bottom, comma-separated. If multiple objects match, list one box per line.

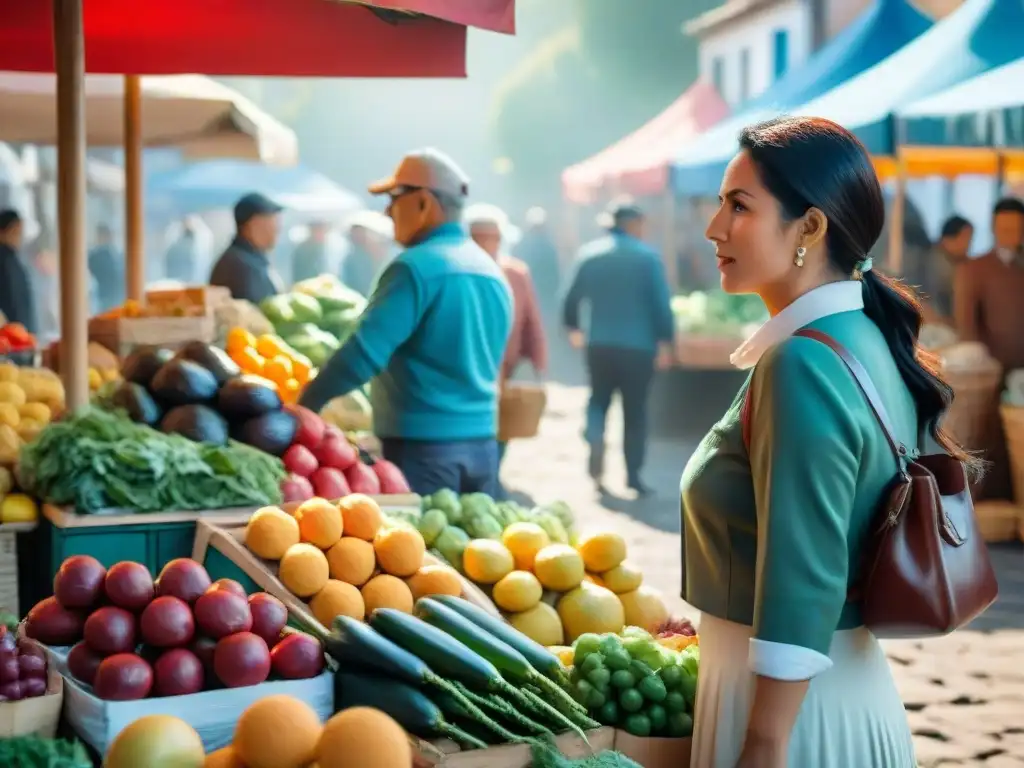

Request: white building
left=684, top=0, right=963, bottom=109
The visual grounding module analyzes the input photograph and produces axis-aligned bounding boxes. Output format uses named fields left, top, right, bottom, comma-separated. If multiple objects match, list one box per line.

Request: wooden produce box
left=192, top=517, right=499, bottom=634
left=0, top=639, right=63, bottom=739
left=419, top=727, right=614, bottom=767
left=145, top=286, right=232, bottom=318
left=87, top=314, right=215, bottom=358
left=614, top=731, right=692, bottom=768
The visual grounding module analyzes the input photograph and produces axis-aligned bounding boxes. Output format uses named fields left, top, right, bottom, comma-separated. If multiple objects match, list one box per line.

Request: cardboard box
left=418, top=727, right=615, bottom=768
left=614, top=731, right=692, bottom=768
left=0, top=639, right=63, bottom=739
left=42, top=645, right=333, bottom=755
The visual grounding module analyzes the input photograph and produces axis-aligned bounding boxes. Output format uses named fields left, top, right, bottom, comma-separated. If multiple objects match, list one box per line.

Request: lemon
left=577, top=532, right=627, bottom=573
left=501, top=522, right=550, bottom=570
left=492, top=570, right=543, bottom=612
left=600, top=562, right=643, bottom=594
left=532, top=544, right=585, bottom=592
left=508, top=602, right=564, bottom=646
left=0, top=493, right=37, bottom=524
left=462, top=540, right=515, bottom=585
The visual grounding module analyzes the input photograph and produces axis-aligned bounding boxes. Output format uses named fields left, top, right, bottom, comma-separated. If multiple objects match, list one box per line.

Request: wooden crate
left=88, top=314, right=215, bottom=357
left=0, top=523, right=35, bottom=616
left=145, top=286, right=232, bottom=316
left=418, top=727, right=614, bottom=767
left=614, top=731, right=692, bottom=768
left=191, top=518, right=500, bottom=634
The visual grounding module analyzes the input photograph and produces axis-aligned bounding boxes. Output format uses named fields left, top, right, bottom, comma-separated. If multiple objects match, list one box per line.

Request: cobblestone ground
left=501, top=377, right=1024, bottom=768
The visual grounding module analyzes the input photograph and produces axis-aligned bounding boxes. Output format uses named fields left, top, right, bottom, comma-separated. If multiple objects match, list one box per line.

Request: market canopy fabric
left=0, top=0, right=515, bottom=77
left=672, top=0, right=932, bottom=196
left=791, top=0, right=1024, bottom=156
left=146, top=160, right=363, bottom=218
left=561, top=81, right=729, bottom=204
left=0, top=73, right=297, bottom=165
left=899, top=56, right=1024, bottom=118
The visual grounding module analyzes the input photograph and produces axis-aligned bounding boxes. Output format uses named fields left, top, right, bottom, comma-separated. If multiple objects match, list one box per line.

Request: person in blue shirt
left=87, top=223, right=125, bottom=314
left=562, top=200, right=674, bottom=496
left=209, top=193, right=285, bottom=303
left=300, top=149, right=513, bottom=497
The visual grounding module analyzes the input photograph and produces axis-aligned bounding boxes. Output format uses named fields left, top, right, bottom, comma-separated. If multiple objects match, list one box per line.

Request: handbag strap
left=741, top=328, right=906, bottom=463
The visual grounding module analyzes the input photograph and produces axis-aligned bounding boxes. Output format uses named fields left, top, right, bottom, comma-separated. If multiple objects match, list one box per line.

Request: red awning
left=562, top=80, right=729, bottom=204
left=0, top=0, right=514, bottom=77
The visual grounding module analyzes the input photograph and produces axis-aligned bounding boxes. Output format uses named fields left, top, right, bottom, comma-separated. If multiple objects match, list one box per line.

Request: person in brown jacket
left=466, top=204, right=548, bottom=474
left=954, top=196, right=1024, bottom=500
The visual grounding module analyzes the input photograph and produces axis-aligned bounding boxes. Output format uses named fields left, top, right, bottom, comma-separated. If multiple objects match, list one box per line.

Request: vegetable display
left=564, top=627, right=699, bottom=738
left=17, top=407, right=284, bottom=514
left=671, top=290, right=767, bottom=337
left=225, top=328, right=315, bottom=405
left=0, top=736, right=91, bottom=768
left=23, top=555, right=324, bottom=700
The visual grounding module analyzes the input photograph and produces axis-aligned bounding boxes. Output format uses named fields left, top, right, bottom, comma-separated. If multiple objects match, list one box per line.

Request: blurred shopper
left=300, top=149, right=512, bottom=496
left=343, top=210, right=395, bottom=296
left=0, top=209, right=37, bottom=333
left=88, top=223, right=125, bottom=314
left=291, top=220, right=331, bottom=285
left=562, top=200, right=674, bottom=496
left=513, top=206, right=561, bottom=327
left=467, top=203, right=548, bottom=478
left=164, top=216, right=202, bottom=284
left=209, top=193, right=285, bottom=304
left=904, top=214, right=972, bottom=324
left=954, top=196, right=1024, bottom=500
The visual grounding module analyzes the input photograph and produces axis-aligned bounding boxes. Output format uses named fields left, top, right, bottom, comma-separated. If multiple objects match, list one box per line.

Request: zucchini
left=370, top=608, right=592, bottom=742
left=324, top=616, right=521, bottom=743
left=335, top=670, right=487, bottom=749
left=415, top=598, right=591, bottom=724
left=432, top=594, right=570, bottom=685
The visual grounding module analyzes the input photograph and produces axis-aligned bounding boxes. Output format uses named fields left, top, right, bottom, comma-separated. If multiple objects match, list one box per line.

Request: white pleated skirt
left=691, top=615, right=917, bottom=768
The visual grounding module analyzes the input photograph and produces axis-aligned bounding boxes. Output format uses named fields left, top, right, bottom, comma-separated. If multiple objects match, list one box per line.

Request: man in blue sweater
left=562, top=201, right=675, bottom=496
left=300, top=149, right=512, bottom=496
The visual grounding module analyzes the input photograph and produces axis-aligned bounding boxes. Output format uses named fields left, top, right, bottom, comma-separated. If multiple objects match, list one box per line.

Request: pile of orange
left=225, top=328, right=315, bottom=404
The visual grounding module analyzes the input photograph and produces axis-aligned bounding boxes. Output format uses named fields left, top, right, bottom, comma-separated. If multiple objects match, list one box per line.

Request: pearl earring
left=795, top=246, right=806, bottom=268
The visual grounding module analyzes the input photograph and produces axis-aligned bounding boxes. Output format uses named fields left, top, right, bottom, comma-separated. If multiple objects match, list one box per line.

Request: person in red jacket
left=466, top=204, right=548, bottom=472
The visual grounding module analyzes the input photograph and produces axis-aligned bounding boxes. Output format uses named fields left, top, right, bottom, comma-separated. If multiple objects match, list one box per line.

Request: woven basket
left=940, top=359, right=1003, bottom=450
left=1000, top=405, right=1024, bottom=507
left=498, top=383, right=547, bottom=442
left=974, top=499, right=1020, bottom=543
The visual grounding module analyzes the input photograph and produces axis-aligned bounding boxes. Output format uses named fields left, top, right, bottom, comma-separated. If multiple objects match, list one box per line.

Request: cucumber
left=415, top=598, right=591, bottom=724
left=335, top=670, right=487, bottom=749
left=432, top=594, right=569, bottom=685
left=324, top=616, right=519, bottom=743
left=371, top=608, right=594, bottom=742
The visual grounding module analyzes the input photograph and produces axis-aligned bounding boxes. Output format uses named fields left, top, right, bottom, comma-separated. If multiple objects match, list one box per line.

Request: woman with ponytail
left=679, top=117, right=975, bottom=767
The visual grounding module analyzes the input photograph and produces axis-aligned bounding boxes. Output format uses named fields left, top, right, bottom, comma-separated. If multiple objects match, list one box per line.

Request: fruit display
left=23, top=556, right=325, bottom=700
left=0, top=736, right=91, bottom=766
left=425, top=512, right=668, bottom=647
left=562, top=627, right=699, bottom=738
left=259, top=275, right=367, bottom=367
left=418, top=489, right=577, bottom=569
left=245, top=495, right=454, bottom=626
left=104, top=695, right=412, bottom=768
left=0, top=322, right=37, bottom=355
left=225, top=328, right=314, bottom=405
left=0, top=624, right=51, bottom=701
left=314, top=596, right=598, bottom=751
left=278, top=404, right=409, bottom=503
left=0, top=465, right=38, bottom=523
left=17, top=407, right=284, bottom=513
left=0, top=361, right=65, bottom=463
left=108, top=341, right=303, bottom=456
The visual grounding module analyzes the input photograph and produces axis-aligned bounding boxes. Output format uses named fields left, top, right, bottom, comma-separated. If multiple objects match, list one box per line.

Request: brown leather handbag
left=742, top=328, right=999, bottom=638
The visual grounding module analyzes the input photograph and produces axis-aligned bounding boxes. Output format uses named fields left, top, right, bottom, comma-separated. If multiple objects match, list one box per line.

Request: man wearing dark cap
left=0, top=209, right=37, bottom=333
left=562, top=199, right=675, bottom=496
left=300, top=149, right=512, bottom=496
left=209, top=192, right=285, bottom=303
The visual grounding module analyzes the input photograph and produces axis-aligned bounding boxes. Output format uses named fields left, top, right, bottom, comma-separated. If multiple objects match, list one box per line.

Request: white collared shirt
left=732, top=279, right=865, bottom=681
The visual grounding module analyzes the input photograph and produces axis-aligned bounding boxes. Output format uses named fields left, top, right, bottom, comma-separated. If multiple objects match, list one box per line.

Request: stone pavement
left=500, top=380, right=1024, bottom=767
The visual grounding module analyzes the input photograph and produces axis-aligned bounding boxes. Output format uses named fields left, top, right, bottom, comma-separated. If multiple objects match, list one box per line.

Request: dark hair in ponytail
left=739, top=117, right=979, bottom=473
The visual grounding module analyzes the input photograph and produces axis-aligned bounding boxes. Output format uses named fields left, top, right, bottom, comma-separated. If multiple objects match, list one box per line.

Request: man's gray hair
left=434, top=190, right=465, bottom=223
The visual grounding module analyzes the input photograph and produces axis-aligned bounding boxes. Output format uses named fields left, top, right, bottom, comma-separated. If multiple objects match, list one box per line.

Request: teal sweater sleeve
left=748, top=337, right=862, bottom=657
left=299, top=262, right=422, bottom=412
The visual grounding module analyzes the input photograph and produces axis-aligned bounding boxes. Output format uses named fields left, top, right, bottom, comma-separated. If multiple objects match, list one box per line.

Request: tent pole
left=124, top=74, right=145, bottom=301
left=887, top=118, right=907, bottom=276
left=53, top=0, right=89, bottom=410
left=661, top=190, right=677, bottom=291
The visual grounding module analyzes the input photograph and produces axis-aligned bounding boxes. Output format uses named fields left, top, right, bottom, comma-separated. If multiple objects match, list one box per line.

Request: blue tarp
left=671, top=0, right=932, bottom=196
left=791, top=0, right=1024, bottom=155
left=146, top=160, right=362, bottom=216
left=898, top=56, right=1024, bottom=148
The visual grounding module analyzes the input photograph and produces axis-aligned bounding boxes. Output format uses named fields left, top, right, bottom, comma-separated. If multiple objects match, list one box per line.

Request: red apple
left=282, top=444, right=319, bottom=478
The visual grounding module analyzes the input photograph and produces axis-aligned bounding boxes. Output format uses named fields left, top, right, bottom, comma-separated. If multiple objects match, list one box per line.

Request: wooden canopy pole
left=123, top=74, right=145, bottom=301
left=53, top=0, right=89, bottom=410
